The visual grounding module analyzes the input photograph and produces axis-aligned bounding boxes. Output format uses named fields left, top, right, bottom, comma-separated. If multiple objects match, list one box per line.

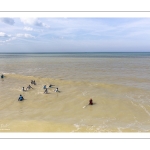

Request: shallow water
left=0, top=52, right=150, bottom=132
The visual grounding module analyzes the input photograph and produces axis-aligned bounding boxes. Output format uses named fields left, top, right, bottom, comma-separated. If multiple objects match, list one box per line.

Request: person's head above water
left=89, top=99, right=93, bottom=105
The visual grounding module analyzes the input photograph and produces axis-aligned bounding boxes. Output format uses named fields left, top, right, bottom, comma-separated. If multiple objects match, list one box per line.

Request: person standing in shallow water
left=22, top=87, right=25, bottom=91
left=26, top=84, right=33, bottom=90
left=54, top=88, right=58, bottom=92
left=83, top=98, right=94, bottom=108
left=18, top=95, right=24, bottom=101
left=31, top=80, right=33, bottom=84
left=89, top=99, right=93, bottom=105
left=44, top=88, right=48, bottom=94
left=31, top=80, right=36, bottom=85
left=1, top=74, right=4, bottom=78
left=33, top=80, right=36, bottom=85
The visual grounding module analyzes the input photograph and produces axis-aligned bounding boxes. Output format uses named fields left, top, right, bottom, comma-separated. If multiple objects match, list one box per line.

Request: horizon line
left=0, top=51, right=150, bottom=54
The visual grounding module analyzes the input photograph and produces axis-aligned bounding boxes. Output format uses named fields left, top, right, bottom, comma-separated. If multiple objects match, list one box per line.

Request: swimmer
left=33, top=80, right=36, bottom=85
left=22, top=87, right=25, bottom=91
left=89, top=99, right=93, bottom=105
left=43, top=85, right=46, bottom=89
left=18, top=94, right=24, bottom=101
left=83, top=98, right=94, bottom=108
left=44, top=88, right=48, bottom=94
left=1, top=74, right=4, bottom=78
left=54, top=88, right=58, bottom=92
left=26, top=84, right=33, bottom=90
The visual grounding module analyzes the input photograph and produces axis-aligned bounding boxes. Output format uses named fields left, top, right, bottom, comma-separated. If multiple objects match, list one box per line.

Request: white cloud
left=0, top=32, right=11, bottom=37
left=0, top=37, right=16, bottom=43
left=20, top=18, right=37, bottom=25
left=20, top=18, right=49, bottom=28
left=23, top=27, right=33, bottom=31
left=16, top=33, right=35, bottom=38
left=0, top=32, right=35, bottom=43
left=5, top=37, right=16, bottom=42
left=0, top=31, right=15, bottom=43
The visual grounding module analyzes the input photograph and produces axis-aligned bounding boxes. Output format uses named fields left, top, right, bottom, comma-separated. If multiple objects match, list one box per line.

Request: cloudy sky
left=0, top=17, right=150, bottom=52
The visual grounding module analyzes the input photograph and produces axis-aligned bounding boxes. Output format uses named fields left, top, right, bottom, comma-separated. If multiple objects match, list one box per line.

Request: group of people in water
left=22, top=84, right=33, bottom=91
left=18, top=80, right=36, bottom=101
left=22, top=80, right=36, bottom=92
left=43, top=84, right=59, bottom=94
left=1, top=74, right=94, bottom=106
left=31, top=80, right=36, bottom=85
left=18, top=79, right=60, bottom=101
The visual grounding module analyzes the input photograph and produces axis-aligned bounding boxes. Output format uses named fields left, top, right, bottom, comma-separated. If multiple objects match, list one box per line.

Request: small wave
left=126, top=93, right=150, bottom=104
left=139, top=104, right=150, bottom=117
left=37, top=92, right=43, bottom=94
left=10, top=88, right=22, bottom=92
left=2, top=72, right=16, bottom=75
left=82, top=91, right=87, bottom=96
left=73, top=124, right=81, bottom=132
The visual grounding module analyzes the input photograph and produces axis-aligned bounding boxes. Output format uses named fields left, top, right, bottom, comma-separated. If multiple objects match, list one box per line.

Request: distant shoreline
left=0, top=52, right=150, bottom=54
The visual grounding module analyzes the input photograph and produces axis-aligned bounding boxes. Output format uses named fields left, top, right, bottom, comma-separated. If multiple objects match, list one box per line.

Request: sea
left=0, top=52, right=150, bottom=132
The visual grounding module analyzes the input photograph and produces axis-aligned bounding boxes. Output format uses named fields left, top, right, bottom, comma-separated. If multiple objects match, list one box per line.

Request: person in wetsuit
left=89, top=99, right=93, bottom=105
left=18, top=95, right=24, bottom=101
left=1, top=74, right=4, bottom=78
left=54, top=88, right=58, bottom=92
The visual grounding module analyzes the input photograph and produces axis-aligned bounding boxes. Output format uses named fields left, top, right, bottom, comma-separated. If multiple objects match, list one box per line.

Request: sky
left=0, top=17, right=150, bottom=52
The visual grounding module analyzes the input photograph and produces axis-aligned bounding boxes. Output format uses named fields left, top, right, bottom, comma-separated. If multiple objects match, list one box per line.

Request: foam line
left=139, top=104, right=150, bottom=117
left=130, top=100, right=138, bottom=107
left=82, top=91, right=87, bottom=96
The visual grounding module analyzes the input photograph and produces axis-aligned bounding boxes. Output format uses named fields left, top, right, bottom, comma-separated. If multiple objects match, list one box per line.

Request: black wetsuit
left=18, top=96, right=24, bottom=101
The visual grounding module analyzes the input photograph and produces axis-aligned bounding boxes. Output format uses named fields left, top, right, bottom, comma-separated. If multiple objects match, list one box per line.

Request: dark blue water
left=0, top=52, right=150, bottom=58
